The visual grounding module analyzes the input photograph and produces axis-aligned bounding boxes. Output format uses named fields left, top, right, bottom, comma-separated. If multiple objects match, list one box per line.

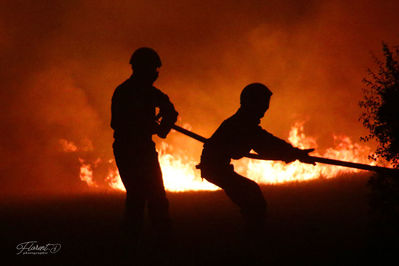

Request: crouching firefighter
left=197, top=83, right=314, bottom=237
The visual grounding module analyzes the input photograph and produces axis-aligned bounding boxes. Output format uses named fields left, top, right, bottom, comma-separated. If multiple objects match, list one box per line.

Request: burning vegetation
left=61, top=121, right=375, bottom=192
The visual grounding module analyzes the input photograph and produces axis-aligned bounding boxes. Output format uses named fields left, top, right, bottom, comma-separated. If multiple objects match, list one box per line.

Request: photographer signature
left=16, top=241, right=61, bottom=255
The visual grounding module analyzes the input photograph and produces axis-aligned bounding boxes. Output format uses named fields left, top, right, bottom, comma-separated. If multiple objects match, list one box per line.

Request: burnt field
left=2, top=173, right=398, bottom=265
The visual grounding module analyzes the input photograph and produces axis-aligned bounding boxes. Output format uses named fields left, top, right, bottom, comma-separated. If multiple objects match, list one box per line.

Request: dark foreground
left=2, top=174, right=398, bottom=265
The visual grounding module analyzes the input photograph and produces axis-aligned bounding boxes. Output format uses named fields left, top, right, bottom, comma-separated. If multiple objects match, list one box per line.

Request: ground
left=2, top=173, right=397, bottom=265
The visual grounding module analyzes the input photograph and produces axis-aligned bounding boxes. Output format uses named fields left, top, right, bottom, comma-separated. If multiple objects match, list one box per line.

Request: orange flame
left=233, top=122, right=372, bottom=184
left=78, top=158, right=97, bottom=187
left=64, top=122, right=374, bottom=192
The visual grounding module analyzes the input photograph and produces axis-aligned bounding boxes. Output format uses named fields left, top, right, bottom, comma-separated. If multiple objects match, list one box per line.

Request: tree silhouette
left=360, top=43, right=399, bottom=260
left=359, top=43, right=399, bottom=168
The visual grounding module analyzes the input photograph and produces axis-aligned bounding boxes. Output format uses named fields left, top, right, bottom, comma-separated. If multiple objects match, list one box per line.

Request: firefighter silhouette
left=198, top=83, right=314, bottom=235
left=111, top=48, right=178, bottom=246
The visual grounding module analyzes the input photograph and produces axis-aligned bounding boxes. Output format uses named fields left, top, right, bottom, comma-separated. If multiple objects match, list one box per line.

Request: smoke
left=1, top=0, right=399, bottom=194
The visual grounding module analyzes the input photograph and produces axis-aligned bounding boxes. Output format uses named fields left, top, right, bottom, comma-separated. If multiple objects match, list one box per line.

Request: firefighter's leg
left=222, top=172, right=267, bottom=232
left=119, top=179, right=146, bottom=260
left=147, top=154, right=172, bottom=241
left=124, top=188, right=146, bottom=235
left=113, top=144, right=146, bottom=244
left=222, top=172, right=267, bottom=259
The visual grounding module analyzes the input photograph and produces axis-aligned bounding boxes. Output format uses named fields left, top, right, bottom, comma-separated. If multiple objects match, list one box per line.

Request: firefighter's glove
left=157, top=127, right=172, bottom=139
left=296, top=148, right=316, bottom=165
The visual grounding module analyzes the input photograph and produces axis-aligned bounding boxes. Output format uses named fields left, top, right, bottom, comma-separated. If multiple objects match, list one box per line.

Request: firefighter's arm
left=252, top=127, right=315, bottom=163
left=294, top=148, right=315, bottom=164
left=155, top=91, right=178, bottom=138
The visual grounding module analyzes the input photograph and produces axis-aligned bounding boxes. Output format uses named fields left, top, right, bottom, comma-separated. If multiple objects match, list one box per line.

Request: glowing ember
left=66, top=122, right=375, bottom=192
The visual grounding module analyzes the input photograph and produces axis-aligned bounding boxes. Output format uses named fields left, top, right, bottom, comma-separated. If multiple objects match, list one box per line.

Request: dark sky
left=1, top=0, right=399, bottom=194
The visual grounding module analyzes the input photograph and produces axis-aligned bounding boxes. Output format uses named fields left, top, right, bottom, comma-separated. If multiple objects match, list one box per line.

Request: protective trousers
left=113, top=141, right=171, bottom=243
left=201, top=166, right=267, bottom=232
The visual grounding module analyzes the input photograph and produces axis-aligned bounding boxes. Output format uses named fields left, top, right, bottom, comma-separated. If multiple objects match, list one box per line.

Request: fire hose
left=170, top=124, right=399, bottom=176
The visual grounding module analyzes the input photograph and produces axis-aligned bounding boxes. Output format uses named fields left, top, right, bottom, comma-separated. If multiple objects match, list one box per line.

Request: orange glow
left=67, top=122, right=374, bottom=192
left=3, top=0, right=399, bottom=195
left=78, top=158, right=97, bottom=187
left=233, top=122, right=373, bottom=184
left=59, top=139, right=78, bottom=152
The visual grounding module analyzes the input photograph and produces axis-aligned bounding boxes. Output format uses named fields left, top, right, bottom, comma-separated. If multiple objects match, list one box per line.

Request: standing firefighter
left=111, top=48, right=178, bottom=245
left=199, top=83, right=314, bottom=236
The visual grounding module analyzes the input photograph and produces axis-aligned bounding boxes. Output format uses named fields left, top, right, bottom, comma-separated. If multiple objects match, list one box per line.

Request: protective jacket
left=200, top=109, right=296, bottom=171
left=111, top=75, right=178, bottom=147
